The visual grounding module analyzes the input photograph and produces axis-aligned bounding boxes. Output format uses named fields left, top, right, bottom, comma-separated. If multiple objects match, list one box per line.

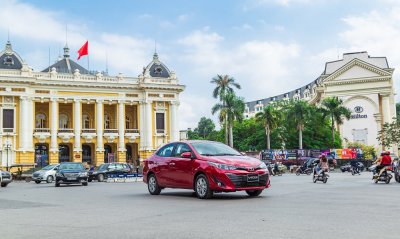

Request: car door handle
left=169, top=163, right=175, bottom=166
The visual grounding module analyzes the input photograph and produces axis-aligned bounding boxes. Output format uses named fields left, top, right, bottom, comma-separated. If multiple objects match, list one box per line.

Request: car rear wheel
left=46, top=176, right=54, bottom=183
left=35, top=180, right=41, bottom=184
left=147, top=174, right=161, bottom=195
left=194, top=174, right=213, bottom=199
left=246, top=189, right=263, bottom=197
left=98, top=174, right=104, bottom=182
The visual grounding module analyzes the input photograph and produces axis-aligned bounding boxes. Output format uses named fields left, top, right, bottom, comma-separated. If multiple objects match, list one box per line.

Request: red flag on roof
left=77, top=41, right=89, bottom=60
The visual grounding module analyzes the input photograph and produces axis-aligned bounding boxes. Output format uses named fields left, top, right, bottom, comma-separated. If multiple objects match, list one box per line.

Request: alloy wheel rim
left=149, top=176, right=156, bottom=192
left=196, top=177, right=207, bottom=197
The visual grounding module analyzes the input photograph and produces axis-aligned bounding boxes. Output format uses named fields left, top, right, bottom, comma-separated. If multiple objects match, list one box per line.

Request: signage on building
left=351, top=106, right=367, bottom=119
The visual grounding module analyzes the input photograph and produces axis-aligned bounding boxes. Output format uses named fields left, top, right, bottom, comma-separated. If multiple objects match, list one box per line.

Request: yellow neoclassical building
left=0, top=41, right=184, bottom=168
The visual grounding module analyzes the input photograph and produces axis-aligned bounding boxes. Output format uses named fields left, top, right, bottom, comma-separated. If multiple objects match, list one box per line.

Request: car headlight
left=208, top=161, right=238, bottom=170
left=258, top=162, right=267, bottom=169
left=55, top=173, right=63, bottom=177
left=79, top=172, right=88, bottom=177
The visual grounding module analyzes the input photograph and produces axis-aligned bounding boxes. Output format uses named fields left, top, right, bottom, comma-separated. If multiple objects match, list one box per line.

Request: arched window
left=36, top=113, right=47, bottom=128
left=59, top=114, right=69, bottom=128
left=104, top=114, right=111, bottom=129
left=82, top=114, right=90, bottom=129
left=126, top=115, right=131, bottom=129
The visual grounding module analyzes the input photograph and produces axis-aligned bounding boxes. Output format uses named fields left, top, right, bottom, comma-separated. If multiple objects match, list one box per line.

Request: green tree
left=194, top=117, right=215, bottom=139
left=320, top=97, right=351, bottom=148
left=255, top=104, right=281, bottom=150
left=212, top=93, right=245, bottom=147
left=396, top=103, right=400, bottom=118
left=286, top=100, right=311, bottom=149
left=210, top=75, right=241, bottom=144
left=377, top=118, right=400, bottom=147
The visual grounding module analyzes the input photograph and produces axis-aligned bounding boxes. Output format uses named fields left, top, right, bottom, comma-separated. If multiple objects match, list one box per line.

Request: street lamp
left=4, top=134, right=12, bottom=171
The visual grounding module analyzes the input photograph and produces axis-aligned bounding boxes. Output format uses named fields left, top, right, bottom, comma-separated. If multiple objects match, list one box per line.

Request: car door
left=154, top=143, right=176, bottom=187
left=169, top=143, right=195, bottom=189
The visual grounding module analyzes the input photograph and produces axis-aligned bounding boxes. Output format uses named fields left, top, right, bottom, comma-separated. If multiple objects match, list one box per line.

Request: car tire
left=55, top=182, right=60, bottom=187
left=82, top=182, right=88, bottom=186
left=46, top=176, right=54, bottom=183
left=194, top=174, right=213, bottom=199
left=147, top=174, right=161, bottom=195
left=88, top=178, right=93, bottom=182
left=1, top=183, right=8, bottom=187
left=246, top=189, right=263, bottom=197
left=98, top=174, right=104, bottom=182
left=35, top=180, right=41, bottom=184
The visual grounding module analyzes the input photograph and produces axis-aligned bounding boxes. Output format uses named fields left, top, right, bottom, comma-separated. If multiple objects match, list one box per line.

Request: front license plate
left=247, top=174, right=259, bottom=182
left=67, top=177, right=76, bottom=181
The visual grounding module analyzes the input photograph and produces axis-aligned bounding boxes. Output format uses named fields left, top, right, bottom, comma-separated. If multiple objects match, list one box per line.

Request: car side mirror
left=181, top=152, right=192, bottom=159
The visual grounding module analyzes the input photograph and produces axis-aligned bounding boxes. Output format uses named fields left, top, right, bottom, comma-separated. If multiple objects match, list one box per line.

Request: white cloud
left=232, top=24, right=253, bottom=31
left=178, top=14, right=189, bottom=22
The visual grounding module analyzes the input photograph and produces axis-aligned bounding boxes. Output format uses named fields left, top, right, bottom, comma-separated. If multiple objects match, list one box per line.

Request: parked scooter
left=296, top=164, right=312, bottom=176
left=313, top=169, right=329, bottom=183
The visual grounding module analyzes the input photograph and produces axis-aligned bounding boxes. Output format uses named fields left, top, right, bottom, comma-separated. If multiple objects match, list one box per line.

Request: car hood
left=203, top=155, right=262, bottom=167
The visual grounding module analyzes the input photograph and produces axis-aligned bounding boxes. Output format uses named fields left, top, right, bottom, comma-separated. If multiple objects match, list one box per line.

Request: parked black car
left=340, top=162, right=365, bottom=172
left=0, top=170, right=12, bottom=187
left=55, top=162, right=88, bottom=187
left=89, top=163, right=133, bottom=182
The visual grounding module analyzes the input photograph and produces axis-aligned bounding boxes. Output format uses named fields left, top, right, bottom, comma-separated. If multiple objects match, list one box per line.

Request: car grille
left=226, top=173, right=268, bottom=188
left=33, top=172, right=41, bottom=177
left=63, top=173, right=79, bottom=177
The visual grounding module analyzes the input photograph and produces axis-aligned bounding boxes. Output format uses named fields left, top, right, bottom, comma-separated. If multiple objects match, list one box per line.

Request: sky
left=0, top=0, right=399, bottom=130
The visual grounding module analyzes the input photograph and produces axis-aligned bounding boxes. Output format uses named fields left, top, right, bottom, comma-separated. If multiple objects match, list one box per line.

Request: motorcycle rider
left=376, top=151, right=392, bottom=177
left=273, top=161, right=280, bottom=175
left=314, top=154, right=329, bottom=176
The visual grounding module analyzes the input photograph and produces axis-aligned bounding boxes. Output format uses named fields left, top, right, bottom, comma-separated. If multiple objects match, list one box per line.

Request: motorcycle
left=313, top=170, right=329, bottom=183
left=350, top=166, right=361, bottom=176
left=372, top=167, right=393, bottom=184
left=296, top=165, right=312, bottom=176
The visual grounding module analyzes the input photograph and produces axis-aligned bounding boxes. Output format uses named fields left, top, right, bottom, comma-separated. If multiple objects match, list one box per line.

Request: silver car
left=0, top=170, right=12, bottom=187
left=32, top=164, right=60, bottom=184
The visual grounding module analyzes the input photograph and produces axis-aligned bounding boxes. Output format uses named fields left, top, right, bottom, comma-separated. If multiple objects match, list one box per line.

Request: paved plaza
left=1, top=172, right=399, bottom=239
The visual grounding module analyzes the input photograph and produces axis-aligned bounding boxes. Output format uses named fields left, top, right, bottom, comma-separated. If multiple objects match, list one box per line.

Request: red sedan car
left=143, top=140, right=270, bottom=199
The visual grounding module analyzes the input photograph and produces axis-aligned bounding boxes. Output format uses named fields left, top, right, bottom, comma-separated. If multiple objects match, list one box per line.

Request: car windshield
left=59, top=163, right=84, bottom=170
left=191, top=142, right=241, bottom=156
left=41, top=165, right=55, bottom=171
left=98, top=164, right=109, bottom=170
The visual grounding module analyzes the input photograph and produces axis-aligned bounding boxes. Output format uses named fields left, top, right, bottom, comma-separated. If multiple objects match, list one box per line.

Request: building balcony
left=57, top=128, right=74, bottom=143
left=33, top=128, right=50, bottom=143
left=81, top=128, right=96, bottom=143
left=125, top=129, right=140, bottom=143
left=104, top=129, right=118, bottom=143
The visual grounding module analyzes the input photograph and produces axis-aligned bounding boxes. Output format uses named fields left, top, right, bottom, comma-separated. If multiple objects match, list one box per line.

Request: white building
left=245, top=52, right=397, bottom=154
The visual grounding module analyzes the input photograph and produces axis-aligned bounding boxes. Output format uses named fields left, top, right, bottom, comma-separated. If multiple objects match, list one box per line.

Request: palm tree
left=286, top=100, right=311, bottom=149
left=211, top=75, right=241, bottom=100
left=255, top=104, right=280, bottom=150
left=320, top=97, right=351, bottom=147
left=212, top=93, right=245, bottom=147
left=211, top=75, right=241, bottom=144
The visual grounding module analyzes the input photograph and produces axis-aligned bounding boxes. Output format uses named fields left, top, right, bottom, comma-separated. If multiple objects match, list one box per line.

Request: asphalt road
left=1, top=172, right=399, bottom=239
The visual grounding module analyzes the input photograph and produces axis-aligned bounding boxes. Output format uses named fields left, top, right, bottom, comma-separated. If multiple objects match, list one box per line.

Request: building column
left=118, top=100, right=126, bottom=162
left=139, top=101, right=146, bottom=151
left=49, top=98, right=59, bottom=164
left=73, top=99, right=82, bottom=162
left=381, top=94, right=391, bottom=124
left=26, top=97, right=34, bottom=152
left=374, top=113, right=383, bottom=153
left=145, top=101, right=153, bottom=151
left=169, top=101, right=179, bottom=142
left=19, top=96, right=28, bottom=151
left=95, top=100, right=104, bottom=166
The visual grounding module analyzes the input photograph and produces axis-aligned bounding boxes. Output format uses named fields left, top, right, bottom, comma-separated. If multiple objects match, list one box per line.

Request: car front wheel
left=1, top=183, right=8, bottom=187
left=147, top=174, right=161, bottom=195
left=246, top=189, right=263, bottom=197
left=35, top=180, right=41, bottom=184
left=46, top=176, right=54, bottom=183
left=194, top=174, right=213, bottom=199
left=82, top=182, right=88, bottom=186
